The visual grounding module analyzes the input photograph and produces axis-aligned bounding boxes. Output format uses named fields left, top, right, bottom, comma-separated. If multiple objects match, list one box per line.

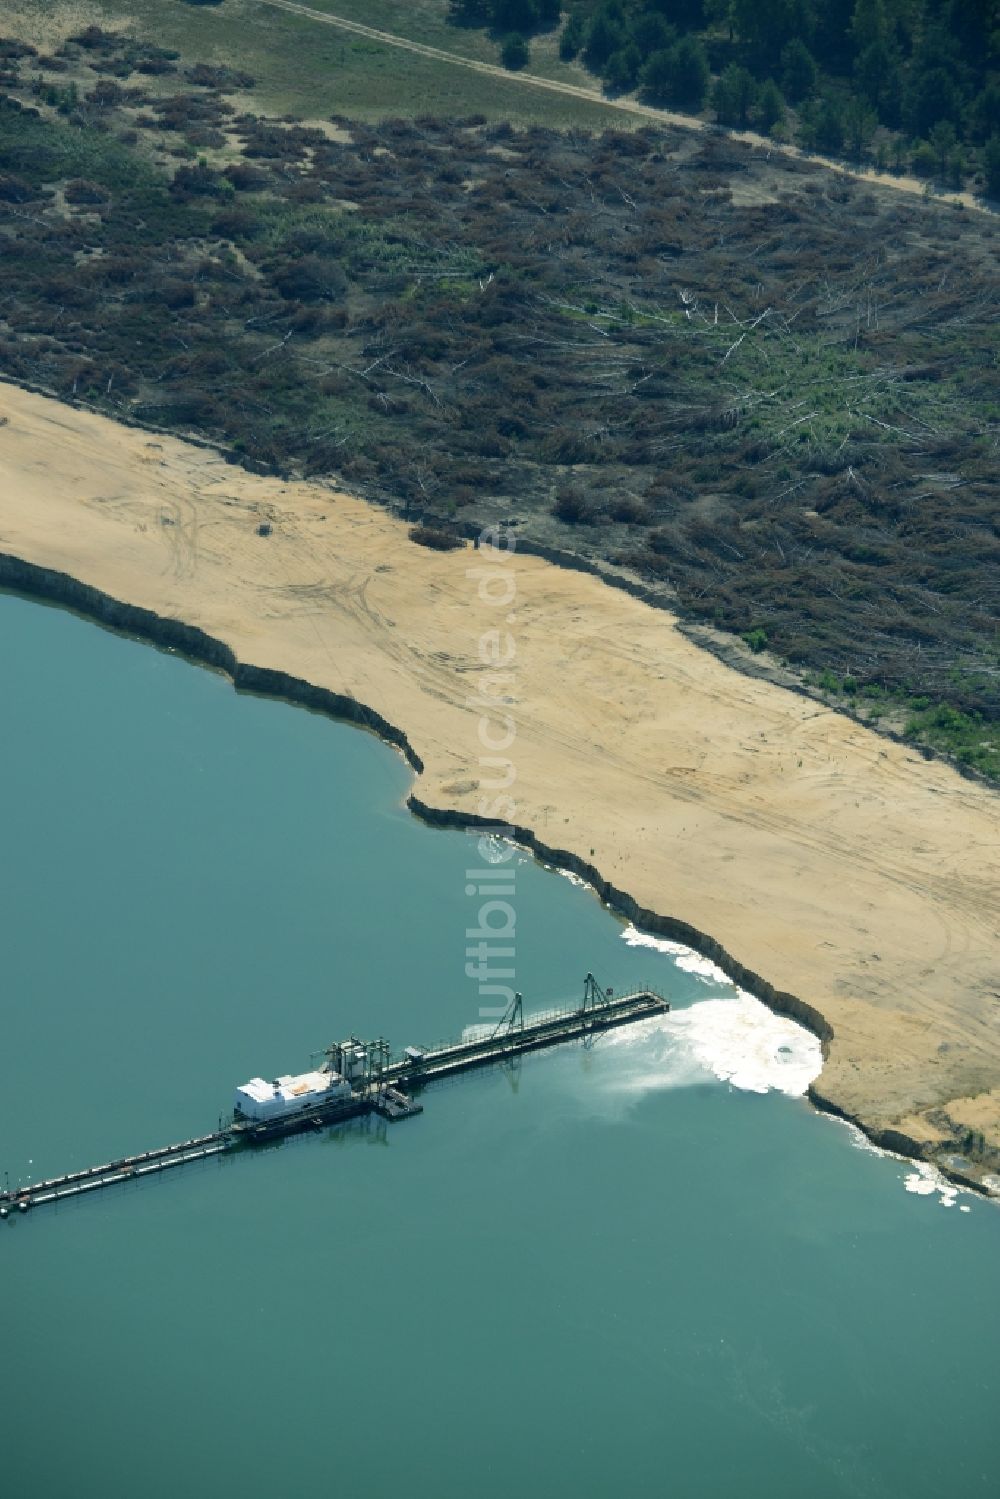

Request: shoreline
left=2, top=551, right=991, bottom=1197
left=5, top=549, right=828, bottom=1047
left=5, top=372, right=988, bottom=798
left=1, top=382, right=998, bottom=1194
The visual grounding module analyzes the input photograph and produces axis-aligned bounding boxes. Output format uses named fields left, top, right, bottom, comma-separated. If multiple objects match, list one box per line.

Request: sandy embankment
left=1, top=382, right=998, bottom=1185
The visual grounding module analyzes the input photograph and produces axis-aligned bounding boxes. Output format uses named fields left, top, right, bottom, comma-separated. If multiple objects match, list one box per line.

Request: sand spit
left=1, top=382, right=998, bottom=1188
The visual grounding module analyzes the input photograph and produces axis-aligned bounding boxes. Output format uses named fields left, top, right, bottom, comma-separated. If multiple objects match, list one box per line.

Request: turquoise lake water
left=0, top=590, right=997, bottom=1498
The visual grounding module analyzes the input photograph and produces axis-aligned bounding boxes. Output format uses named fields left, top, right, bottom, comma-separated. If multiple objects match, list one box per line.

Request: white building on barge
left=234, top=1069, right=350, bottom=1122
left=234, top=1042, right=370, bottom=1122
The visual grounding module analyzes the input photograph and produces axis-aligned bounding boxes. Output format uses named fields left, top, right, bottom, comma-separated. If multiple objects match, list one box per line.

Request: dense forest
left=0, top=23, right=997, bottom=777
left=451, top=0, right=1000, bottom=194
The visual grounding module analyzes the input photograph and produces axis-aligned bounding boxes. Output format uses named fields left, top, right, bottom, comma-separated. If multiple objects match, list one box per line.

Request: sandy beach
left=1, top=382, right=998, bottom=1184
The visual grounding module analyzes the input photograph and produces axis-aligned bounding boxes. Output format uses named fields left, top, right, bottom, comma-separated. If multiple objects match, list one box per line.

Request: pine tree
left=781, top=38, right=818, bottom=104
left=844, top=95, right=876, bottom=158
left=631, top=13, right=674, bottom=56
left=969, top=82, right=1000, bottom=145
left=757, top=78, right=786, bottom=133
left=814, top=95, right=845, bottom=153
left=640, top=48, right=675, bottom=104
left=604, top=43, right=642, bottom=93
left=493, top=0, right=541, bottom=34
left=584, top=8, right=626, bottom=70
left=730, top=0, right=811, bottom=61
left=669, top=35, right=710, bottom=108
left=501, top=32, right=530, bottom=69
left=713, top=64, right=757, bottom=127
left=855, top=39, right=901, bottom=123
left=559, top=10, right=585, bottom=59
left=850, top=0, right=887, bottom=53
left=906, top=67, right=961, bottom=138
left=984, top=136, right=1000, bottom=199
left=928, top=119, right=957, bottom=178
left=639, top=37, right=709, bottom=110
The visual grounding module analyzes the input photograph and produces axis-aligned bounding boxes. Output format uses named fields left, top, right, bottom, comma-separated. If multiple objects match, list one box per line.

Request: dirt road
left=262, top=0, right=986, bottom=213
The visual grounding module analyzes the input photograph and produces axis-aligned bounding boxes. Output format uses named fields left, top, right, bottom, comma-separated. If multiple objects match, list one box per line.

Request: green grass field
left=65, top=0, right=616, bottom=127
left=288, top=0, right=598, bottom=84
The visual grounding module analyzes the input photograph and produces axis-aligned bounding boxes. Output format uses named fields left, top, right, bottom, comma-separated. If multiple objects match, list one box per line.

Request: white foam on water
left=902, top=1162, right=962, bottom=1208
left=477, top=834, right=517, bottom=865
left=820, top=1111, right=982, bottom=1211
left=594, top=991, right=823, bottom=1100
left=607, top=924, right=823, bottom=1096
left=617, top=926, right=984, bottom=1212
left=836, top=1117, right=889, bottom=1158
left=461, top=991, right=821, bottom=1117
left=621, top=923, right=733, bottom=985
left=556, top=868, right=589, bottom=889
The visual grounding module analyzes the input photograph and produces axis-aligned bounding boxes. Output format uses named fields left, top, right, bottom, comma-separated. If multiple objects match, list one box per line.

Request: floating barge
left=1, top=976, right=666, bottom=1219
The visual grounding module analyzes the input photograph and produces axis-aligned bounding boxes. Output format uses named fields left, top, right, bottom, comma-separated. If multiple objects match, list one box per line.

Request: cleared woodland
left=0, top=23, right=997, bottom=772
